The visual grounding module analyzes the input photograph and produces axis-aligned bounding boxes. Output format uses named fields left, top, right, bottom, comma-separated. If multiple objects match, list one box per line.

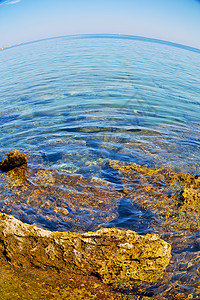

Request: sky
left=0, top=0, right=200, bottom=49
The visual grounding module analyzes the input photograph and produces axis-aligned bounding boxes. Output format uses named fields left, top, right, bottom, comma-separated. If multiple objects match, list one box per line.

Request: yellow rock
left=0, top=212, right=171, bottom=284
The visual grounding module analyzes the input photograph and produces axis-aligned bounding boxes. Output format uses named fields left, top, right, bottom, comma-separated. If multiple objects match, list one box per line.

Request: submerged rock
left=0, top=212, right=171, bottom=283
left=180, top=175, right=200, bottom=207
left=0, top=150, right=27, bottom=172
left=0, top=166, right=122, bottom=231
left=109, top=160, right=200, bottom=234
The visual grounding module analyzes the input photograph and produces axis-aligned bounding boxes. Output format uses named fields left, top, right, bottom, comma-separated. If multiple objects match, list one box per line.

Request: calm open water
left=0, top=35, right=200, bottom=298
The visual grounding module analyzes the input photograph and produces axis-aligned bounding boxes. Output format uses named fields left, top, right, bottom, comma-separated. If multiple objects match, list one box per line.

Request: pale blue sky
left=0, top=0, right=200, bottom=49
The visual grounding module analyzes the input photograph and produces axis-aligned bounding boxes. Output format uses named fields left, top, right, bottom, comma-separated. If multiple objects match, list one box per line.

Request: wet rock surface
left=0, top=150, right=27, bottom=172
left=0, top=212, right=171, bottom=284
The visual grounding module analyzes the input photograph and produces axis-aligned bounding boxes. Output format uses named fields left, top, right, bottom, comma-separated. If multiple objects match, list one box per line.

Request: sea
left=0, top=34, right=200, bottom=298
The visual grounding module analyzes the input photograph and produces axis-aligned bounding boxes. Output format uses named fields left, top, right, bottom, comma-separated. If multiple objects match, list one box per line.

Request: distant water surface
left=1, top=35, right=200, bottom=172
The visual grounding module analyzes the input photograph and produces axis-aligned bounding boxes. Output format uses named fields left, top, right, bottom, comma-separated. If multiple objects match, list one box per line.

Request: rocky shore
left=0, top=151, right=199, bottom=298
left=0, top=212, right=171, bottom=284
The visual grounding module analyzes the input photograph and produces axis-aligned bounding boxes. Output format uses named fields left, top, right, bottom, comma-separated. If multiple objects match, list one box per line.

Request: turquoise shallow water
left=0, top=35, right=200, bottom=298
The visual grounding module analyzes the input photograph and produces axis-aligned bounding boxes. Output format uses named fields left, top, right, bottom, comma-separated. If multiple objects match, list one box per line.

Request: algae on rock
left=108, top=160, right=200, bottom=234
left=0, top=163, right=124, bottom=231
left=0, top=150, right=27, bottom=172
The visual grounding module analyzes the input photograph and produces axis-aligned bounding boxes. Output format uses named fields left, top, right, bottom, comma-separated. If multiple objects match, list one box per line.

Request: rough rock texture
left=181, top=175, right=200, bottom=207
left=0, top=255, right=122, bottom=300
left=0, top=150, right=27, bottom=172
left=0, top=212, right=171, bottom=283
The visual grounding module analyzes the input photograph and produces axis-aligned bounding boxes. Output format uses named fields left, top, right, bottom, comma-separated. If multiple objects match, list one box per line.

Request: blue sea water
left=1, top=35, right=200, bottom=175
left=0, top=35, right=200, bottom=297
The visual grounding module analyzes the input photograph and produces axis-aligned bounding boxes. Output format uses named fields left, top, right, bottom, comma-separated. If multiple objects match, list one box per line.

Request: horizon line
left=1, top=33, right=200, bottom=54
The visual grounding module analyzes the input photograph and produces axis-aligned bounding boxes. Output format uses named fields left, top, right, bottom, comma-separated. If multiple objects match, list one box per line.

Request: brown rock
left=0, top=150, right=27, bottom=172
left=108, top=160, right=200, bottom=233
left=0, top=212, right=171, bottom=283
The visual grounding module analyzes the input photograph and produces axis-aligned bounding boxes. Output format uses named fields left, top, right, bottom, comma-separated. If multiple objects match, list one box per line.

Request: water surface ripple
left=0, top=35, right=200, bottom=298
